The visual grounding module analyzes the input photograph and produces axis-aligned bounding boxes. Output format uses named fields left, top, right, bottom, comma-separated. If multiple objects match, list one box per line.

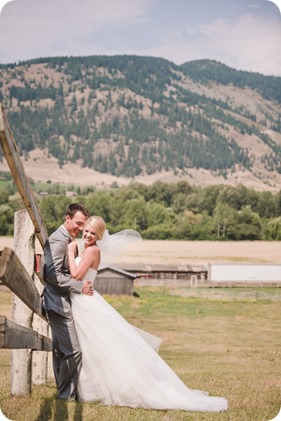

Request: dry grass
left=112, top=239, right=281, bottom=265
left=1, top=148, right=281, bottom=191
left=1, top=238, right=281, bottom=265
left=0, top=287, right=281, bottom=421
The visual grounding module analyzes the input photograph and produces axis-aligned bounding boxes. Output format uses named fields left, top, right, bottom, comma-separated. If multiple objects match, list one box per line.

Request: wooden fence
left=0, top=102, right=52, bottom=395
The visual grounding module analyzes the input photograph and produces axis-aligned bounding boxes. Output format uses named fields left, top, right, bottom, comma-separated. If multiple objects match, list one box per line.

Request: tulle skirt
left=70, top=291, right=228, bottom=412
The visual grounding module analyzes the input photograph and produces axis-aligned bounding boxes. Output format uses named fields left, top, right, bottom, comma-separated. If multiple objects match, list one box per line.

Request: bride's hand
left=82, top=280, right=94, bottom=296
left=68, top=241, right=77, bottom=254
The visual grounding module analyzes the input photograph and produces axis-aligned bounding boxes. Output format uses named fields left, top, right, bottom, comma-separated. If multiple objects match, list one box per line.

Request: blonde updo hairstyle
left=86, top=216, right=106, bottom=241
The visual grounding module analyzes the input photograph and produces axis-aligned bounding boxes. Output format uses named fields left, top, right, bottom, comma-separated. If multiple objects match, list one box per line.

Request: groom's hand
left=82, top=280, right=94, bottom=296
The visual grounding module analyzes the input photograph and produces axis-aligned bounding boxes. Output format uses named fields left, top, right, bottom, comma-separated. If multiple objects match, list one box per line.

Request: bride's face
left=83, top=223, right=97, bottom=246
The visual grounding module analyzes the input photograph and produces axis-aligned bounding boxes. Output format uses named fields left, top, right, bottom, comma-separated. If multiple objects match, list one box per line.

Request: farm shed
left=208, top=263, right=281, bottom=286
left=120, top=263, right=208, bottom=286
left=95, top=264, right=137, bottom=295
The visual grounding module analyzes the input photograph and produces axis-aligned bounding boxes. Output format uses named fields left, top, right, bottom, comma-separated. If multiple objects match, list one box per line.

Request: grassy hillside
left=0, top=56, right=280, bottom=190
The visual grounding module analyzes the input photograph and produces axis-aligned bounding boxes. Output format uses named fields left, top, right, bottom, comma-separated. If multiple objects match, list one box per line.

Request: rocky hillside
left=0, top=56, right=280, bottom=191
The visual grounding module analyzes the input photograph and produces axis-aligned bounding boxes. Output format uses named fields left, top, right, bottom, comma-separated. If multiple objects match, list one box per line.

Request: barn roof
left=98, top=263, right=137, bottom=279
left=119, top=263, right=208, bottom=273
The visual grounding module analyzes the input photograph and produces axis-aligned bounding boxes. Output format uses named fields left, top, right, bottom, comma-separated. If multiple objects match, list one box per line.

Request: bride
left=67, top=216, right=228, bottom=412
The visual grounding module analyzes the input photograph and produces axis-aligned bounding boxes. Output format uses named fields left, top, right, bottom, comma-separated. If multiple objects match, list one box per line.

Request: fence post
left=32, top=274, right=51, bottom=385
left=190, top=275, right=198, bottom=288
left=11, top=209, right=35, bottom=395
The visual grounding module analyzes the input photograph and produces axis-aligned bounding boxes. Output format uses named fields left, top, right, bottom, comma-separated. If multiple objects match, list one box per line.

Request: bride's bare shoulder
left=83, top=244, right=100, bottom=258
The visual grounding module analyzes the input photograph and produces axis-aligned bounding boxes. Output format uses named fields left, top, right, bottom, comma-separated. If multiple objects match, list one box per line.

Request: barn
left=95, top=264, right=137, bottom=295
left=120, top=263, right=208, bottom=287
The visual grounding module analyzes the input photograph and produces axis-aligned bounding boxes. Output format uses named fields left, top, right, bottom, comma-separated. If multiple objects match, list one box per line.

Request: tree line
left=1, top=179, right=280, bottom=241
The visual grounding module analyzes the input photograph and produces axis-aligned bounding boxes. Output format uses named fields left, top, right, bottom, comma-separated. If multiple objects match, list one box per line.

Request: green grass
left=0, top=171, right=13, bottom=188
left=0, top=179, right=11, bottom=188
left=1, top=287, right=281, bottom=420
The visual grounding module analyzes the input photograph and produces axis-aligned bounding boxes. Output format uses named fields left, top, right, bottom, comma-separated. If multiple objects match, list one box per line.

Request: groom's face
left=65, top=211, right=87, bottom=238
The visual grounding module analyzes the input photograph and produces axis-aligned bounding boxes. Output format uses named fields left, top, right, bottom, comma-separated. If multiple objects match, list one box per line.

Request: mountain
left=0, top=55, right=280, bottom=191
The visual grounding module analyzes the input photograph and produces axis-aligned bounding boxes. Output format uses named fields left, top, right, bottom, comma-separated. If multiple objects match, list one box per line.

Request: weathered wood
left=0, top=102, right=48, bottom=249
left=34, top=253, right=45, bottom=285
left=0, top=107, right=52, bottom=393
left=0, top=247, right=45, bottom=319
left=12, top=210, right=36, bottom=395
left=32, top=273, right=52, bottom=385
left=0, top=316, right=52, bottom=351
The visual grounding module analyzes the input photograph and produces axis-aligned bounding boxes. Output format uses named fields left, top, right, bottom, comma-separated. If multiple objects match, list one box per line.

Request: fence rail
left=0, top=247, right=45, bottom=320
left=0, top=102, right=52, bottom=395
left=0, top=316, right=51, bottom=351
left=0, top=102, right=48, bottom=248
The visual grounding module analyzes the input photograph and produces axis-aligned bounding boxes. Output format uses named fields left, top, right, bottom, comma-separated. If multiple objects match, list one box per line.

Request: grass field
left=1, top=238, right=281, bottom=265
left=0, top=286, right=281, bottom=421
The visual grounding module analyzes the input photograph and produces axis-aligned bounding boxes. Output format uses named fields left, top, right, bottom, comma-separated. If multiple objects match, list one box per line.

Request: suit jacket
left=42, top=225, right=83, bottom=317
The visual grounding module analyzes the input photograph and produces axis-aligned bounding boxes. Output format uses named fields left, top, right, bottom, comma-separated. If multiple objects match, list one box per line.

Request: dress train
left=70, top=261, right=227, bottom=412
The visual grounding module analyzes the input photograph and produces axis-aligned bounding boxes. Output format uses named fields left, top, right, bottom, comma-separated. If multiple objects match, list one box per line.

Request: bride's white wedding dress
left=70, top=258, right=228, bottom=412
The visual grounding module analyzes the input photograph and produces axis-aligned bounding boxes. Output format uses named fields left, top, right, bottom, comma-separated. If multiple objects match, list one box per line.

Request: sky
left=0, top=0, right=280, bottom=76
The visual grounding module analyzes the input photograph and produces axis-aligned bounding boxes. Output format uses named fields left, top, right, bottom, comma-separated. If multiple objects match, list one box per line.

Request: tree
left=266, top=217, right=281, bottom=240
left=0, top=188, right=9, bottom=205
left=216, top=184, right=248, bottom=210
left=228, top=206, right=263, bottom=240
left=174, top=210, right=197, bottom=239
left=146, top=202, right=175, bottom=227
left=189, top=211, right=213, bottom=240
left=142, top=223, right=175, bottom=239
left=122, top=197, right=148, bottom=230
left=39, top=195, right=71, bottom=234
left=212, top=202, right=236, bottom=238
left=84, top=191, right=113, bottom=223
left=0, top=204, right=14, bottom=235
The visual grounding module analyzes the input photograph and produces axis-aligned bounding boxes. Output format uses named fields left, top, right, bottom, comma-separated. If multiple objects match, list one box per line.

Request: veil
left=97, top=229, right=142, bottom=268
left=77, top=229, right=142, bottom=267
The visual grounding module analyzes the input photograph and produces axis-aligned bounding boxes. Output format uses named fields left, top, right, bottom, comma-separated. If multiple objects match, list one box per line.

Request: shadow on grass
left=35, top=393, right=83, bottom=421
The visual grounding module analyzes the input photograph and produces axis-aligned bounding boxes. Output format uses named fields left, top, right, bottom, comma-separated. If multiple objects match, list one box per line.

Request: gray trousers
left=46, top=310, right=82, bottom=400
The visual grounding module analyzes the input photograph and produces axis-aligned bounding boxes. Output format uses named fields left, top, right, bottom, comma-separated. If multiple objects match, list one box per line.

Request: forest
left=0, top=56, right=280, bottom=180
left=1, top=175, right=280, bottom=241
left=1, top=56, right=280, bottom=239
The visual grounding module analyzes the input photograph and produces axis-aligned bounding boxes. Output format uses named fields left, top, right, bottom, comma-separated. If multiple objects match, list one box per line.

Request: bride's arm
left=68, top=241, right=100, bottom=280
left=67, top=241, right=80, bottom=279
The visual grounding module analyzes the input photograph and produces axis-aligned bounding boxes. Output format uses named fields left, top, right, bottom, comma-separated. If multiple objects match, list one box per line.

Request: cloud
left=141, top=14, right=281, bottom=75
left=0, top=0, right=280, bottom=76
left=0, top=0, right=157, bottom=61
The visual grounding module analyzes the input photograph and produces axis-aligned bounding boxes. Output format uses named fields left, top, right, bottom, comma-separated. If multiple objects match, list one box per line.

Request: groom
left=43, top=202, right=93, bottom=400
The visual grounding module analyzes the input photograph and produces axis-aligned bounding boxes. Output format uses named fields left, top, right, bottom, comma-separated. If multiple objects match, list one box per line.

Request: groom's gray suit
left=43, top=225, right=83, bottom=400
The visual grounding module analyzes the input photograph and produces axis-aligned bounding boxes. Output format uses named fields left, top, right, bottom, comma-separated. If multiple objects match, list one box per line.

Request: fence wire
left=169, top=287, right=281, bottom=301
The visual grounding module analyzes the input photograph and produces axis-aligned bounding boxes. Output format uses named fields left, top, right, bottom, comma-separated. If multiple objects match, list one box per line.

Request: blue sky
left=0, top=0, right=280, bottom=76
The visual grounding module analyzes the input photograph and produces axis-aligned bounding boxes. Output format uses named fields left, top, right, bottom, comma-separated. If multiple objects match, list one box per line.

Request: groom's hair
left=65, top=203, right=90, bottom=219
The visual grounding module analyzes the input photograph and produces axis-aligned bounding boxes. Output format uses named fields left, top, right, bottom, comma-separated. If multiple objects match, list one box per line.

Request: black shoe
left=57, top=395, right=78, bottom=401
